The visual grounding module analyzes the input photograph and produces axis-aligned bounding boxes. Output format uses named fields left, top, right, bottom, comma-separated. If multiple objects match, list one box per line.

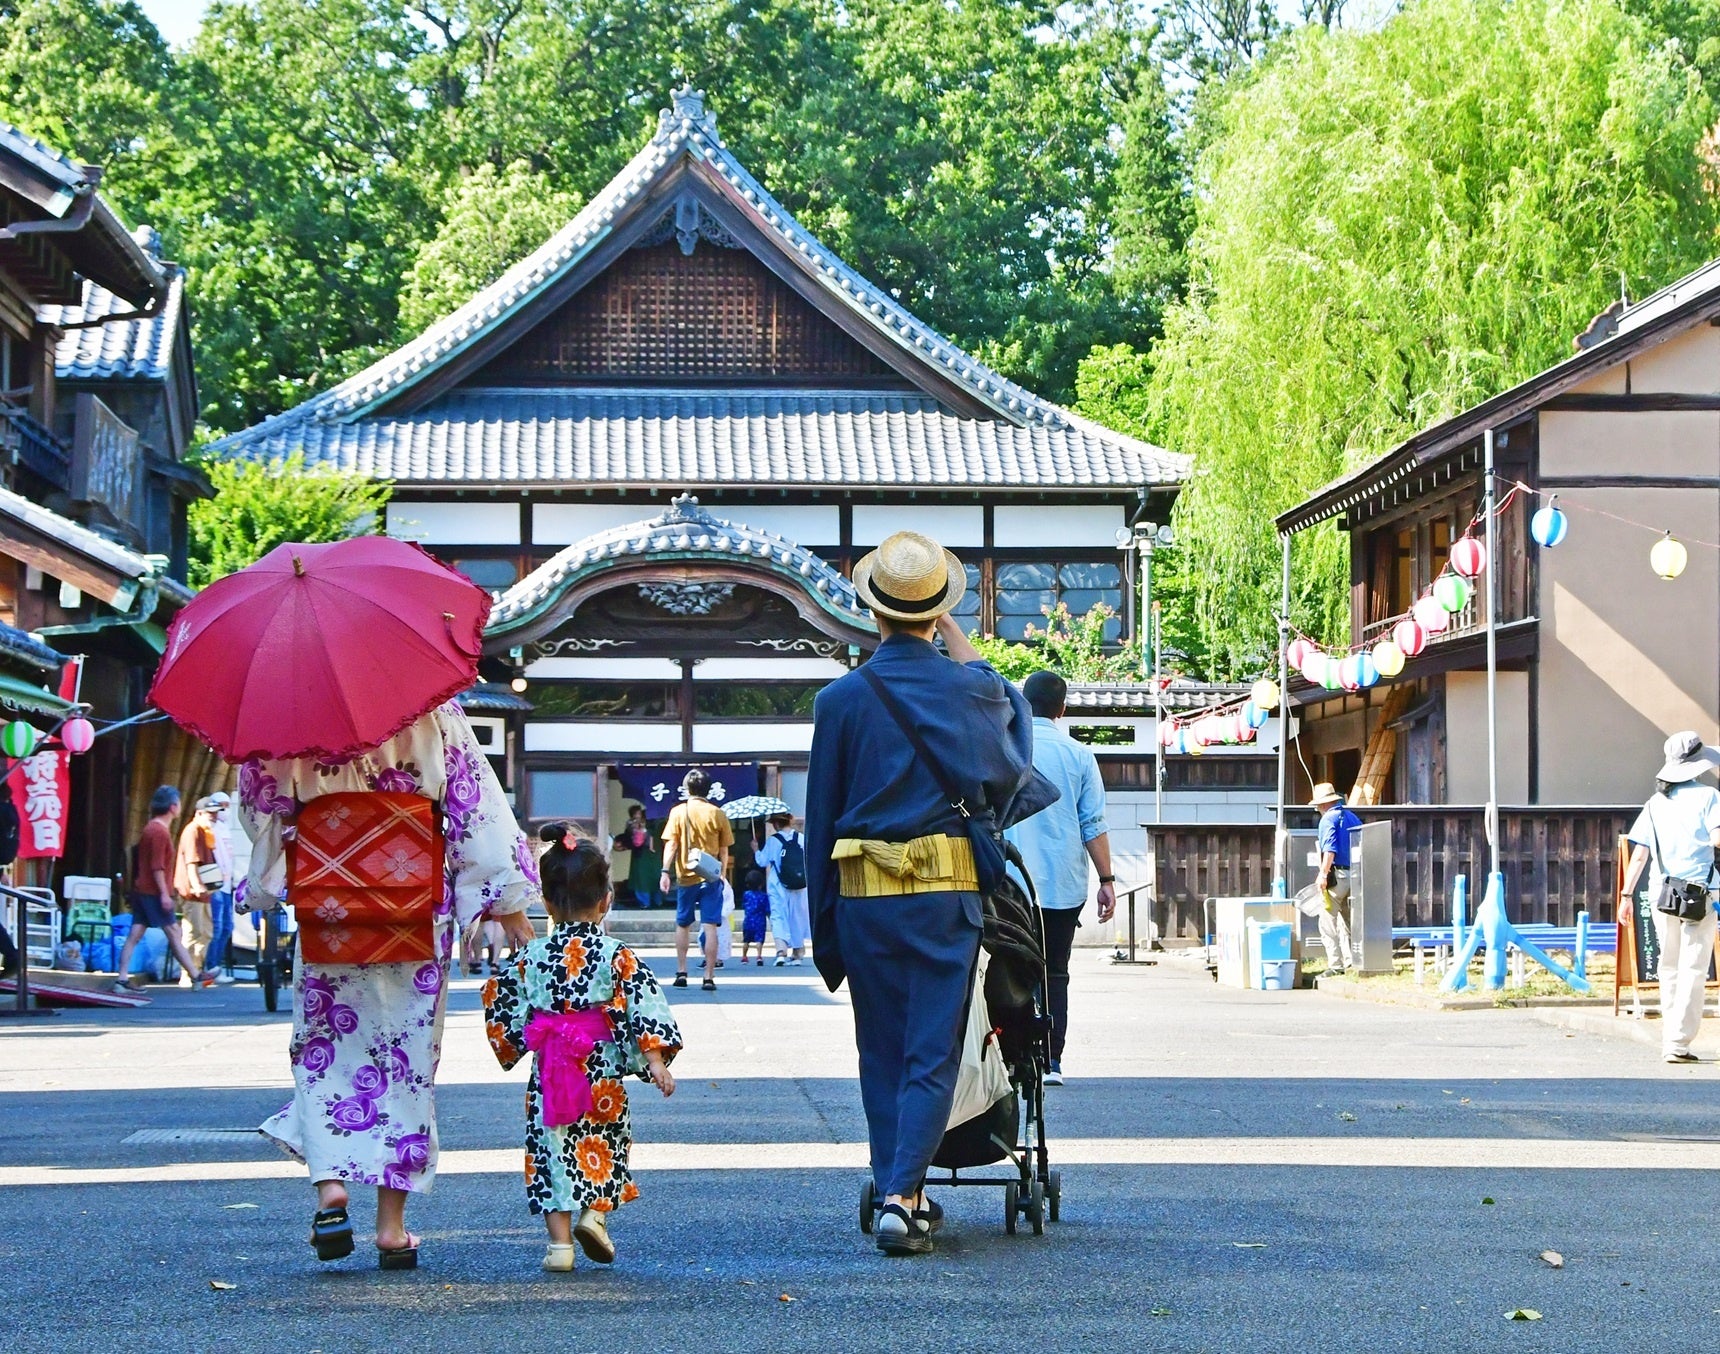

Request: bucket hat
left=851, top=531, right=966, bottom=623
left=1656, top=730, right=1720, bottom=783
left=1309, top=782, right=1343, bottom=807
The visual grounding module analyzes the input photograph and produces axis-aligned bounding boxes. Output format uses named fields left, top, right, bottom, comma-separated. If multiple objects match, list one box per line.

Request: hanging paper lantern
left=1159, top=720, right=1177, bottom=748
left=1186, top=733, right=1205, bottom=756
left=60, top=717, right=95, bottom=755
left=1651, top=532, right=1688, bottom=581
left=1299, top=650, right=1328, bottom=686
left=1, top=720, right=38, bottom=759
left=1356, top=652, right=1379, bottom=688
left=1393, top=619, right=1428, bottom=657
left=1412, top=595, right=1451, bottom=634
left=1285, top=637, right=1311, bottom=670
left=1251, top=678, right=1281, bottom=711
left=1320, top=659, right=1343, bottom=690
left=1530, top=499, right=1567, bottom=548
left=1338, top=655, right=1362, bottom=691
left=1245, top=700, right=1270, bottom=730
left=1449, top=536, right=1487, bottom=579
left=1238, top=722, right=1259, bottom=744
left=1164, top=730, right=1185, bottom=756
left=1372, top=639, right=1406, bottom=678
left=1433, top=573, right=1471, bottom=613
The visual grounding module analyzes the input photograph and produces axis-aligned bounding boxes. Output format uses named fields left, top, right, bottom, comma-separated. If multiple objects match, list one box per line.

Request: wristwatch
left=1099, top=875, right=1115, bottom=883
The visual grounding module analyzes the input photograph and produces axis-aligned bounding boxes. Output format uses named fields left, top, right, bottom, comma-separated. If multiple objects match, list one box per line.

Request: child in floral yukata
left=484, top=827, right=681, bottom=1271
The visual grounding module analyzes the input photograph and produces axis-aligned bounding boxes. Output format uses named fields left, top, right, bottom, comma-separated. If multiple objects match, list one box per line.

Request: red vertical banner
left=12, top=749, right=69, bottom=859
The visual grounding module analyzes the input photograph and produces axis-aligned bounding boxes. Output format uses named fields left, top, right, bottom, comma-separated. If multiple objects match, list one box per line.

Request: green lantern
left=1433, top=573, right=1470, bottom=613
left=1, top=720, right=39, bottom=759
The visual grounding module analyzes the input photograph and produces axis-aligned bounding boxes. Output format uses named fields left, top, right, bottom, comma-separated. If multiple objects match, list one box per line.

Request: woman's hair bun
left=539, top=821, right=570, bottom=844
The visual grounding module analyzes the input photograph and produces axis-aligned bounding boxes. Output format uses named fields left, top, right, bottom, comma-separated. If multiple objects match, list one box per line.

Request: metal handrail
left=1109, top=881, right=1158, bottom=966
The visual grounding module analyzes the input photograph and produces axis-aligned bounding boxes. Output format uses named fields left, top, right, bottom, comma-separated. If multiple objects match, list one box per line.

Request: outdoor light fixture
left=510, top=676, right=529, bottom=694
left=1651, top=532, right=1688, bottom=581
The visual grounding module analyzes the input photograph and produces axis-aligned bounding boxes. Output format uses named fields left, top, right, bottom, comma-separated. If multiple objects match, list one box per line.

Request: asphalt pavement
left=3, top=950, right=1718, bottom=1353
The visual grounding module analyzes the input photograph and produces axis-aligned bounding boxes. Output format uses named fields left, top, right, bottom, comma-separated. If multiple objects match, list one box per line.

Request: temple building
left=213, top=89, right=1200, bottom=850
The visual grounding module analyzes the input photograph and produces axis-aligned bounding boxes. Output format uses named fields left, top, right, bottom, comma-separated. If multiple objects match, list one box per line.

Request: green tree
left=1139, top=0, right=1720, bottom=676
left=187, top=454, right=392, bottom=587
left=399, top=161, right=580, bottom=335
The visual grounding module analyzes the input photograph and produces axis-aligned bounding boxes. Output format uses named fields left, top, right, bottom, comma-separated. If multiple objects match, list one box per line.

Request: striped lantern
left=1, top=720, right=38, bottom=759
left=1412, top=595, right=1451, bottom=634
left=1393, top=619, right=1428, bottom=657
left=60, top=717, right=95, bottom=754
left=1449, top=536, right=1487, bottom=579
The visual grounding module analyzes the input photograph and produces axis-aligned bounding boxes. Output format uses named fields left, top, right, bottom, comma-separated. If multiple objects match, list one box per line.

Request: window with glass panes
left=992, top=561, right=1124, bottom=641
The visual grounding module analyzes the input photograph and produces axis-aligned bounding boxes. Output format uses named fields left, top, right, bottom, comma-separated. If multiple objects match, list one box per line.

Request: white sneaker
left=542, top=1243, right=576, bottom=1272
left=214, top=973, right=236, bottom=985
left=790, top=956, right=803, bottom=967
left=773, top=955, right=786, bottom=967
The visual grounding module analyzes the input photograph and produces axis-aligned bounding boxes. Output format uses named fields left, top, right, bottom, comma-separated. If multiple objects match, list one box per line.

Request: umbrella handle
left=442, top=611, right=482, bottom=659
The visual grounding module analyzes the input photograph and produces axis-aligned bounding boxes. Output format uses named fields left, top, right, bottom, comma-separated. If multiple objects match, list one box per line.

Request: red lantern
left=1393, top=618, right=1427, bottom=657
left=1285, top=637, right=1310, bottom=670
left=60, top=717, right=95, bottom=754
left=1449, top=536, right=1487, bottom=579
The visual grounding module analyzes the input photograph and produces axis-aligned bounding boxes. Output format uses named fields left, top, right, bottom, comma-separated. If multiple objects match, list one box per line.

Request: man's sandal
left=309, top=1207, right=354, bottom=1261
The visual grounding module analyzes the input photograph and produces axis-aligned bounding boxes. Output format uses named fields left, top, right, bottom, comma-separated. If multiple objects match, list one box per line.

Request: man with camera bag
left=1621, top=731, right=1720, bottom=1063
left=806, top=531, right=1050, bottom=1256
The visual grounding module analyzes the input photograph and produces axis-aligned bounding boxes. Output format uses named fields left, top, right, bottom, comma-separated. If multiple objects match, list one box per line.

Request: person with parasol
left=150, top=537, right=541, bottom=1270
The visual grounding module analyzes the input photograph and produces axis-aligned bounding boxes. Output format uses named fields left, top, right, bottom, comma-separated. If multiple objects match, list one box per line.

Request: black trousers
left=1040, top=904, right=1083, bottom=1066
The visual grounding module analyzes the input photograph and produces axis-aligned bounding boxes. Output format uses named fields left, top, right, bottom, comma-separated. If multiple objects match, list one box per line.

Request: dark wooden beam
left=1542, top=392, right=1720, bottom=412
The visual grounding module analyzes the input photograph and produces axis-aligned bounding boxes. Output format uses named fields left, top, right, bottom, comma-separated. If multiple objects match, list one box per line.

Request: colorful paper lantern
left=1186, top=733, right=1205, bottom=756
left=1, top=720, right=38, bottom=759
left=1651, top=532, right=1688, bottom=581
left=1530, top=499, right=1567, bottom=548
left=1372, top=639, right=1406, bottom=678
left=1412, top=595, right=1451, bottom=634
left=1245, top=700, right=1270, bottom=730
left=1449, top=536, right=1487, bottom=579
left=60, top=717, right=95, bottom=755
left=1251, top=678, right=1281, bottom=711
left=1321, top=658, right=1343, bottom=690
left=1338, top=655, right=1362, bottom=691
left=1285, top=637, right=1311, bottom=670
left=1433, top=573, right=1470, bottom=613
left=1299, top=650, right=1328, bottom=686
left=1393, top=619, right=1428, bottom=657
left=1356, top=652, right=1379, bottom=688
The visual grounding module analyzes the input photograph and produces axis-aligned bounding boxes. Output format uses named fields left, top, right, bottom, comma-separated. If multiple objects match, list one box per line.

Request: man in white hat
left=806, top=531, right=1046, bottom=1256
left=1310, top=782, right=1362, bottom=977
left=1621, top=731, right=1720, bottom=1062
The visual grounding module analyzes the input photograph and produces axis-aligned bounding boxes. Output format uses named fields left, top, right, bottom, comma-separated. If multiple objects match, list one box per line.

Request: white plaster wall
left=692, top=724, right=816, bottom=754
left=525, top=723, right=680, bottom=753
left=704, top=504, right=840, bottom=544
left=994, top=504, right=1125, bottom=550
left=387, top=501, right=521, bottom=545
left=851, top=505, right=983, bottom=547
left=1444, top=671, right=1529, bottom=803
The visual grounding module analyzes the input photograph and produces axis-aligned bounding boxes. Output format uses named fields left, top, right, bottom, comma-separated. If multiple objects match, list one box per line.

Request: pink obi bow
left=523, top=1009, right=613, bottom=1127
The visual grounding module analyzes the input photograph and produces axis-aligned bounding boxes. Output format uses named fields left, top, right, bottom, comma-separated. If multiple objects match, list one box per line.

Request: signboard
left=10, top=748, right=68, bottom=859
left=70, top=393, right=141, bottom=528
left=614, top=763, right=759, bottom=815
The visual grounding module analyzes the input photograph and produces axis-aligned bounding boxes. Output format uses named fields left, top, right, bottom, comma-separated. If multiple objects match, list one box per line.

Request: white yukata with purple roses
left=239, top=703, right=539, bottom=1192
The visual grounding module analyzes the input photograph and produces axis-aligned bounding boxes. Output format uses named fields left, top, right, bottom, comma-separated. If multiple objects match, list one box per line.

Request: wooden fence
left=1147, top=806, right=1633, bottom=940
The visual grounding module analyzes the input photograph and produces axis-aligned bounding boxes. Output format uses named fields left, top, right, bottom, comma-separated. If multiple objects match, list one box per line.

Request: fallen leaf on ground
left=1232, top=1243, right=1267, bottom=1249
left=779, top=1293, right=796, bottom=1303
left=209, top=1280, right=236, bottom=1291
left=1540, top=1251, right=1564, bottom=1268
left=220, top=1203, right=258, bottom=1210
left=1504, top=1309, right=1542, bottom=1321
left=1482, top=1197, right=1496, bottom=1205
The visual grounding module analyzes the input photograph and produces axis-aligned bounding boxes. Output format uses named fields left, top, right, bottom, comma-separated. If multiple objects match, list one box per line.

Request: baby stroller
left=859, top=850, right=1062, bottom=1237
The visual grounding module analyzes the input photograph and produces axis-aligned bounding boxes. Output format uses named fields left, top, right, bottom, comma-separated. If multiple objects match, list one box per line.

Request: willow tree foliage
left=187, top=455, right=393, bottom=587
left=1141, top=0, right=1720, bottom=676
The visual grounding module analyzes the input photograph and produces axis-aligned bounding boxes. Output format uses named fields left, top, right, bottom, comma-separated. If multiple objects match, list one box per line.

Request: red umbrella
left=150, top=537, right=491, bottom=763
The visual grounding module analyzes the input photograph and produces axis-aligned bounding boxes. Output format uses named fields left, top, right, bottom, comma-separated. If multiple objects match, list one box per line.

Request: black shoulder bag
left=860, top=667, right=1046, bottom=1035
left=1645, top=800, right=1710, bottom=923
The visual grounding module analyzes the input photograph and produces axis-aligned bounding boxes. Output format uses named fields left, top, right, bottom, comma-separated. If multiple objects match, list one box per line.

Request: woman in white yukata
left=759, top=811, right=811, bottom=965
left=239, top=701, right=539, bottom=1268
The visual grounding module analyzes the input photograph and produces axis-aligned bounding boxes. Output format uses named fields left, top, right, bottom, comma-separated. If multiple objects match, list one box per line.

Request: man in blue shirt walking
left=1005, top=671, right=1115, bottom=1085
left=1312, top=782, right=1363, bottom=976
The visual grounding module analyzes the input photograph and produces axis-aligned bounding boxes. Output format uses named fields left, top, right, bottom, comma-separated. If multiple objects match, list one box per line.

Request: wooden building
left=213, top=89, right=1189, bottom=845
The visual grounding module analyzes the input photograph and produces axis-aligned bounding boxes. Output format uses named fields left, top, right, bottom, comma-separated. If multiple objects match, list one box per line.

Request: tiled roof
left=0, top=485, right=193, bottom=606
left=456, top=682, right=533, bottom=712
left=0, top=622, right=64, bottom=674
left=0, top=122, right=87, bottom=206
left=45, top=258, right=185, bottom=381
left=1065, top=682, right=1250, bottom=713
left=211, top=88, right=1186, bottom=490
left=242, top=386, right=1179, bottom=488
left=489, top=494, right=869, bottom=634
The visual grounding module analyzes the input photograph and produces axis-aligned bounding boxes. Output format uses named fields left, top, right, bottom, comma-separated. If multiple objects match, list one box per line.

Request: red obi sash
left=288, top=792, right=442, bottom=965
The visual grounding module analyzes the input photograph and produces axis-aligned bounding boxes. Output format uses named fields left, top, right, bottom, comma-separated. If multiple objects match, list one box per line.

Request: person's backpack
left=774, top=832, right=808, bottom=890
left=0, top=796, right=20, bottom=867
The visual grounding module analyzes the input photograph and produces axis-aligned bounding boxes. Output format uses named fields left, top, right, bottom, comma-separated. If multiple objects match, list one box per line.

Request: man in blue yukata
left=807, top=531, right=1050, bottom=1257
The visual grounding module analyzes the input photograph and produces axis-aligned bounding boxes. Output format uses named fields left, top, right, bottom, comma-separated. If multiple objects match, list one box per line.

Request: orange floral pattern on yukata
left=575, top=1135, right=614, bottom=1184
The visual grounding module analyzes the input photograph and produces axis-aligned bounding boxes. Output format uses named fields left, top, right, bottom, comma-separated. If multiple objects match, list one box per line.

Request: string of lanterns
left=0, top=713, right=97, bottom=761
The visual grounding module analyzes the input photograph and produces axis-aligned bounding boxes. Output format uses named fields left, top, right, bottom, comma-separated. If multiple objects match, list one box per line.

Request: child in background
left=740, top=868, right=770, bottom=966
left=484, top=826, right=682, bottom=1272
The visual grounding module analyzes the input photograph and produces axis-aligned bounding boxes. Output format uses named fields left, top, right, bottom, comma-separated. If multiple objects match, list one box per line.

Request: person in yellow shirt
left=659, top=770, right=733, bottom=991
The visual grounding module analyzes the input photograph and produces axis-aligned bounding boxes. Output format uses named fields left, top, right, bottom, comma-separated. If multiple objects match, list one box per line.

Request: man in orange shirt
left=659, top=770, right=733, bottom=992
left=114, top=785, right=211, bottom=994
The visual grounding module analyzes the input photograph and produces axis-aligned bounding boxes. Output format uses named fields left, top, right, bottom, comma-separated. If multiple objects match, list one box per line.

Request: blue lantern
left=1245, top=700, right=1270, bottom=730
left=1356, top=653, right=1379, bottom=688
left=1531, top=497, right=1567, bottom=548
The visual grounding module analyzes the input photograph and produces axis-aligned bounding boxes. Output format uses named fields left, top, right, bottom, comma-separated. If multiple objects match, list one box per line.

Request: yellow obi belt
left=832, top=833, right=979, bottom=898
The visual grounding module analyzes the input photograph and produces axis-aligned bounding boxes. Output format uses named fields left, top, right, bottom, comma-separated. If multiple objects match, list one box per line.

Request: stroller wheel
left=1028, top=1179, right=1045, bottom=1235
left=1047, top=1169, right=1062, bottom=1223
left=1003, top=1181, right=1019, bottom=1236
left=859, top=1180, right=876, bottom=1235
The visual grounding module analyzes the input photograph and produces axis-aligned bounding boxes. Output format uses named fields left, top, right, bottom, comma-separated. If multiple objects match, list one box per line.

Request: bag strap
left=860, top=667, right=971, bottom=821
left=1643, top=799, right=1665, bottom=880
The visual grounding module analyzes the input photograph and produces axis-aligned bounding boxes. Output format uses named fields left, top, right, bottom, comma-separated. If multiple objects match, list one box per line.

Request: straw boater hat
left=1309, top=782, right=1343, bottom=807
left=851, top=531, right=966, bottom=623
left=1656, top=731, right=1720, bottom=783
